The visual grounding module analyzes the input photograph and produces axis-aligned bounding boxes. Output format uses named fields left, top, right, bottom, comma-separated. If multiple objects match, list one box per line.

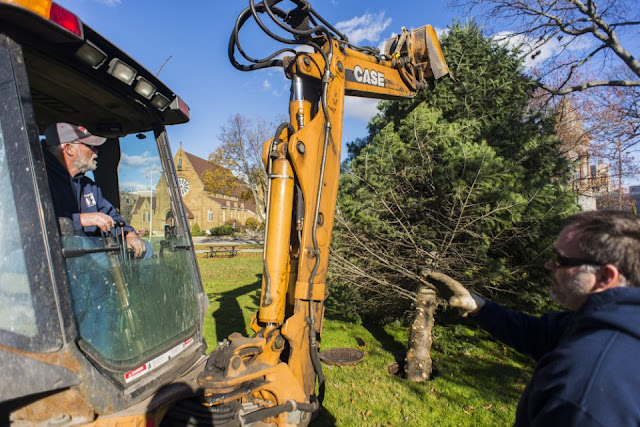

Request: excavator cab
left=0, top=1, right=208, bottom=423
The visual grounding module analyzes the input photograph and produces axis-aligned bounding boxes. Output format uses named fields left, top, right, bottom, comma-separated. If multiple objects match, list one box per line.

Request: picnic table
left=207, top=245, right=238, bottom=258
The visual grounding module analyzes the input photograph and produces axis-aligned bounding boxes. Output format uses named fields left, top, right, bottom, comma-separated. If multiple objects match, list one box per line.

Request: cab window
left=60, top=131, right=199, bottom=374
left=0, top=124, right=37, bottom=339
left=0, top=36, right=62, bottom=353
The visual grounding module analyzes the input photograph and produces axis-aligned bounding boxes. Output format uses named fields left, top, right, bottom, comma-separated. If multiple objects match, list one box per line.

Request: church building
left=129, top=147, right=257, bottom=234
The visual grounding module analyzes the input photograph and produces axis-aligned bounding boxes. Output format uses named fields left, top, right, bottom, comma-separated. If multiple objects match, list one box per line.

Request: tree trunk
left=405, top=287, right=437, bottom=382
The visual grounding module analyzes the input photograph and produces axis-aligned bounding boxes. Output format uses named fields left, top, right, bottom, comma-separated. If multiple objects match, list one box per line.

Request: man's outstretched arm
left=424, top=271, right=571, bottom=360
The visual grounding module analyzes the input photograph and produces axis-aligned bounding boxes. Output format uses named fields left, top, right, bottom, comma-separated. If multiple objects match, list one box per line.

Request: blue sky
left=56, top=0, right=639, bottom=190
left=56, top=0, right=457, bottom=161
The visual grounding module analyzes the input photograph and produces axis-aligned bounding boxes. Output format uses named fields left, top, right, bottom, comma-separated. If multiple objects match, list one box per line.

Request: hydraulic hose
left=242, top=400, right=318, bottom=424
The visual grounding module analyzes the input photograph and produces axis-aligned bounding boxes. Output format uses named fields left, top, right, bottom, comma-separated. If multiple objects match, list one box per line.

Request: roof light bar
left=107, top=58, right=137, bottom=85
left=134, top=77, right=156, bottom=99
left=75, top=41, right=107, bottom=69
left=151, top=93, right=171, bottom=111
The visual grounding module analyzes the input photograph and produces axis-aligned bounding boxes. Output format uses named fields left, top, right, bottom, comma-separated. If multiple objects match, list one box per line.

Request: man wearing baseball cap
left=43, top=122, right=147, bottom=258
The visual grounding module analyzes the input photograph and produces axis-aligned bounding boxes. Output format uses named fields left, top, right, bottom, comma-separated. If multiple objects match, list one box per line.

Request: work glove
left=421, top=271, right=485, bottom=317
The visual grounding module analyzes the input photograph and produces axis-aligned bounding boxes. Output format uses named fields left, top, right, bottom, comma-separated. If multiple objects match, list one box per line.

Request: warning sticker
left=124, top=337, right=195, bottom=383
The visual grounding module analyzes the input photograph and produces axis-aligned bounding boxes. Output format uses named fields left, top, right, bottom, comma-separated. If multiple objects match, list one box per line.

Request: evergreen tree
left=330, top=23, right=578, bottom=381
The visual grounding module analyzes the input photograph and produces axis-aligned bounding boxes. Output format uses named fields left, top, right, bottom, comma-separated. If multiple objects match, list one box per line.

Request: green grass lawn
left=198, top=254, right=533, bottom=426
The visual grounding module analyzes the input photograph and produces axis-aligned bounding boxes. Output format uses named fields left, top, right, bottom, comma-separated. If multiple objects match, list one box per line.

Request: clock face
left=178, top=177, right=190, bottom=196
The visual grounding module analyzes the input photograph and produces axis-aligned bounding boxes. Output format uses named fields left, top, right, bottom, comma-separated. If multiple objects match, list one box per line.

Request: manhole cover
left=319, top=348, right=364, bottom=366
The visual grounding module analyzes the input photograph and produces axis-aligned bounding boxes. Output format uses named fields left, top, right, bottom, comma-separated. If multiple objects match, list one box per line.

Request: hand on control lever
left=421, top=270, right=485, bottom=317
left=125, top=233, right=146, bottom=258
left=112, top=220, right=145, bottom=258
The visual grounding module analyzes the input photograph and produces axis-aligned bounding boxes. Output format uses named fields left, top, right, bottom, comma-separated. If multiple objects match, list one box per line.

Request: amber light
left=0, top=0, right=51, bottom=19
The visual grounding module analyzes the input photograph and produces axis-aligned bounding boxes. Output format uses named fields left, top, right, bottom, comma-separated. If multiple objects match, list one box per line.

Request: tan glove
left=422, top=271, right=485, bottom=317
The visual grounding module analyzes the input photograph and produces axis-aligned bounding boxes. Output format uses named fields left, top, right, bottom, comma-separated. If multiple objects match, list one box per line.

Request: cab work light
left=107, top=58, right=137, bottom=85
left=135, top=77, right=156, bottom=99
left=75, top=41, right=107, bottom=68
left=151, top=93, right=170, bottom=111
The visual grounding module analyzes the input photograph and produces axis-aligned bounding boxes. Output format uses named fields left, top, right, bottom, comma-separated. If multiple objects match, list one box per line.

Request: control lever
left=113, top=220, right=132, bottom=272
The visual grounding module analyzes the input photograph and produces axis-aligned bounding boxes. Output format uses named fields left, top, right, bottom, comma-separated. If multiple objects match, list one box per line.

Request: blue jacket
left=44, top=148, right=134, bottom=237
left=475, top=287, right=640, bottom=426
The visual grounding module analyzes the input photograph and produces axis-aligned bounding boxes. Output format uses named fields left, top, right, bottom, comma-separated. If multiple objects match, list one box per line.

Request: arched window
left=208, top=209, right=213, bottom=222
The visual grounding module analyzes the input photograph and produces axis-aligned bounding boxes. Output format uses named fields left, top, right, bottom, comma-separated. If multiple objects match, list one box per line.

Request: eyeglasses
left=79, top=142, right=99, bottom=151
left=551, top=247, right=601, bottom=269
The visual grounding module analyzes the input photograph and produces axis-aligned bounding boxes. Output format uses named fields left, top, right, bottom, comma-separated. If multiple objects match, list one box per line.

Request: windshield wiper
left=62, top=245, right=121, bottom=258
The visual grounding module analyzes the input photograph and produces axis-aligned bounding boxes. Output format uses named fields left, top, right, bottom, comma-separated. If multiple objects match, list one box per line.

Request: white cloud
left=95, top=0, right=121, bottom=6
left=263, top=80, right=272, bottom=90
left=295, top=45, right=315, bottom=54
left=271, top=82, right=289, bottom=97
left=336, top=12, right=392, bottom=45
left=119, top=181, right=148, bottom=192
left=120, top=151, right=158, bottom=167
left=433, top=27, right=449, bottom=38
left=494, top=31, right=594, bottom=69
left=344, top=96, right=380, bottom=121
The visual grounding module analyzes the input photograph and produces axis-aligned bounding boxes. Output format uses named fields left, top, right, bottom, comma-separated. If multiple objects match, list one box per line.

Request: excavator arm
left=197, top=1, right=449, bottom=425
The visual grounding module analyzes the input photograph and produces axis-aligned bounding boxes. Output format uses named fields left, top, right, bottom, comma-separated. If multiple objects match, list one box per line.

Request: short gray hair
left=43, top=141, right=63, bottom=156
left=565, top=210, right=640, bottom=287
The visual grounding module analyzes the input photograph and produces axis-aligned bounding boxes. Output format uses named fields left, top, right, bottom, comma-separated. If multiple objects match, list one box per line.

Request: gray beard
left=77, top=156, right=98, bottom=174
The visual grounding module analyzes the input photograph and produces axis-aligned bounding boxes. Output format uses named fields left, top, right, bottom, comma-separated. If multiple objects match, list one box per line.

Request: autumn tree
left=452, top=0, right=640, bottom=183
left=330, top=23, right=577, bottom=382
left=597, top=190, right=635, bottom=211
left=587, top=85, right=639, bottom=188
left=203, top=114, right=277, bottom=223
left=452, top=0, right=640, bottom=93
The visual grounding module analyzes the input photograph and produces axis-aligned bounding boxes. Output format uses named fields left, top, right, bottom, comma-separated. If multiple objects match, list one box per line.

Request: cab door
left=0, top=34, right=78, bottom=405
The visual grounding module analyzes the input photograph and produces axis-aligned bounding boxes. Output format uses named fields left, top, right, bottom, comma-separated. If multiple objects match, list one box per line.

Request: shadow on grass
left=210, top=273, right=262, bottom=343
left=360, top=317, right=534, bottom=407
left=443, top=346, right=529, bottom=398
left=361, top=321, right=408, bottom=366
left=430, top=325, right=534, bottom=406
left=312, top=406, right=337, bottom=426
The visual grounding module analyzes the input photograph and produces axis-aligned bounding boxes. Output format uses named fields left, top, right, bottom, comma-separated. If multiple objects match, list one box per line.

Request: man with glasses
left=42, top=122, right=147, bottom=258
left=426, top=210, right=640, bottom=426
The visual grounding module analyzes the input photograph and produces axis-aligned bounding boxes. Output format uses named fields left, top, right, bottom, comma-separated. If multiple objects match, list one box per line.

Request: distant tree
left=330, top=23, right=577, bottom=382
left=203, top=114, right=277, bottom=223
left=587, top=86, right=639, bottom=187
left=597, top=190, right=635, bottom=211
left=191, top=222, right=202, bottom=236
left=245, top=217, right=259, bottom=231
left=452, top=0, right=640, bottom=94
left=452, top=0, right=640, bottom=182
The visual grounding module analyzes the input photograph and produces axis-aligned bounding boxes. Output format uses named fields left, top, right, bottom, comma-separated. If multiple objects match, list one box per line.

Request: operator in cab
left=42, top=122, right=149, bottom=258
